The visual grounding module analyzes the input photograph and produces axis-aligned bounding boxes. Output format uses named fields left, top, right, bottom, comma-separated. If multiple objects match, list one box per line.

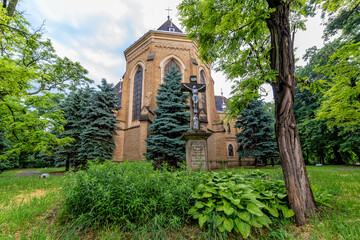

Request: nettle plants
left=187, top=171, right=294, bottom=238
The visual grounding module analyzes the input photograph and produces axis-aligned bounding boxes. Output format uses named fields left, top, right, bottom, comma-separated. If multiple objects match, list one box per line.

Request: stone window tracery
left=164, top=59, right=180, bottom=75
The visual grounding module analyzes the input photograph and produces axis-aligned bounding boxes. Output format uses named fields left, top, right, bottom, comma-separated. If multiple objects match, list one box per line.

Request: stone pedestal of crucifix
left=181, top=76, right=212, bottom=171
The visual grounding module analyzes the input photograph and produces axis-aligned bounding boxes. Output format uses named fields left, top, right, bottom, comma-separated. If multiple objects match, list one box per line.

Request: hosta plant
left=187, top=171, right=294, bottom=238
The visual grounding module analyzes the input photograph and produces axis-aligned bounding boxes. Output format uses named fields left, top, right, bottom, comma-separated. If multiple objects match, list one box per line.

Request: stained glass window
left=132, top=66, right=143, bottom=121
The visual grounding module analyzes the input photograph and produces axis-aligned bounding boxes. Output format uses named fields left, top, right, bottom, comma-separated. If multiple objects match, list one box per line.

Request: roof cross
left=165, top=7, right=172, bottom=20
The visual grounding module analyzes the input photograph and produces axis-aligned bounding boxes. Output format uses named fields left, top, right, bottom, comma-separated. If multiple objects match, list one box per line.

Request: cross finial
left=165, top=7, right=172, bottom=20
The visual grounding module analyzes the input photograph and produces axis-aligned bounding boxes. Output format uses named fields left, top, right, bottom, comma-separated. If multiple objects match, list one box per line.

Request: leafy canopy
left=178, top=0, right=306, bottom=115
left=0, top=4, right=92, bottom=160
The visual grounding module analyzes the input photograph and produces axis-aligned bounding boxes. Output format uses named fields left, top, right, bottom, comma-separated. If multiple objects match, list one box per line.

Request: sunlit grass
left=0, top=168, right=65, bottom=239
left=0, top=165, right=359, bottom=239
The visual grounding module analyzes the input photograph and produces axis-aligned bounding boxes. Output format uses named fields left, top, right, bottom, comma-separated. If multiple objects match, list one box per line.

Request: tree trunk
left=266, top=0, right=317, bottom=226
left=332, top=145, right=345, bottom=165
left=65, top=154, right=70, bottom=172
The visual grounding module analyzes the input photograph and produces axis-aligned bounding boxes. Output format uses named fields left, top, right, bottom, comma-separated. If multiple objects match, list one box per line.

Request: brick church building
left=113, top=18, right=244, bottom=168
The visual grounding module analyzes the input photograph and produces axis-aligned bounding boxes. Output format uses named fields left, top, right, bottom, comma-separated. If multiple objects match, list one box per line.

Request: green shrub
left=62, top=161, right=206, bottom=226
left=187, top=171, right=294, bottom=238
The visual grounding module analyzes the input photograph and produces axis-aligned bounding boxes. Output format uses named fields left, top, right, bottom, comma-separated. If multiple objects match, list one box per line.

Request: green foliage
left=235, top=99, right=277, bottom=162
left=0, top=3, right=92, bottom=161
left=53, top=88, right=93, bottom=169
left=78, top=79, right=120, bottom=164
left=62, top=161, right=206, bottom=226
left=295, top=2, right=360, bottom=164
left=315, top=42, right=360, bottom=130
left=187, top=171, right=294, bottom=238
left=177, top=0, right=307, bottom=117
left=145, top=67, right=190, bottom=167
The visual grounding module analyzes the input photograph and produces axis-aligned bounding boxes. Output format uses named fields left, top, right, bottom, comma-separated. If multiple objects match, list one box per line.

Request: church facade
left=113, top=19, right=243, bottom=168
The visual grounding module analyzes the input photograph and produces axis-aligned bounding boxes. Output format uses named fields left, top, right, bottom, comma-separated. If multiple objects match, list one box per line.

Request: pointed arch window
left=164, top=59, right=180, bottom=75
left=228, top=144, right=234, bottom=157
left=132, top=66, right=143, bottom=121
left=200, top=71, right=207, bottom=113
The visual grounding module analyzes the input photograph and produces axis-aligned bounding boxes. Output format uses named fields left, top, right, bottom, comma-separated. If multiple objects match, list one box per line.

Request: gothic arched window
left=228, top=144, right=234, bottom=157
left=200, top=71, right=207, bottom=113
left=164, top=59, right=180, bottom=75
left=132, top=66, right=143, bottom=121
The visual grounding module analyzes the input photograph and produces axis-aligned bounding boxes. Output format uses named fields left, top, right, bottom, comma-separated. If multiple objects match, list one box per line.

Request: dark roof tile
left=157, top=19, right=183, bottom=33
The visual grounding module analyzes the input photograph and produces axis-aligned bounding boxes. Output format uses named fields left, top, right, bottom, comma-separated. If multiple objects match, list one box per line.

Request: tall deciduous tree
left=235, top=99, right=277, bottom=165
left=144, top=67, right=190, bottom=167
left=179, top=0, right=316, bottom=224
left=0, top=3, right=92, bottom=160
left=78, top=79, right=120, bottom=165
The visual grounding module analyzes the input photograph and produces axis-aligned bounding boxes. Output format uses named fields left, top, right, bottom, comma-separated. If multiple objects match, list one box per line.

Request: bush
left=187, top=171, right=295, bottom=238
left=62, top=161, right=206, bottom=226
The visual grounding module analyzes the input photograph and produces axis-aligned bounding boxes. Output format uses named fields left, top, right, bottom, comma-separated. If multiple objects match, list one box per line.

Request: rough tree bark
left=266, top=0, right=317, bottom=225
left=5, top=0, right=18, bottom=17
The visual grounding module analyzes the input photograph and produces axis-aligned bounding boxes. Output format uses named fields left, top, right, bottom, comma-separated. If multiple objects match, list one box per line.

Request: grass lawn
left=1, top=165, right=359, bottom=239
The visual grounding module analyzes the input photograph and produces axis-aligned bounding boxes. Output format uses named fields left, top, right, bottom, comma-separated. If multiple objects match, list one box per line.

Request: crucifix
left=181, top=76, right=206, bottom=130
left=165, top=7, right=172, bottom=20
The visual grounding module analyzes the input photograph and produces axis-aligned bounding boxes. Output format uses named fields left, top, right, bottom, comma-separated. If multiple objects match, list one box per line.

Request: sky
left=18, top=0, right=326, bottom=101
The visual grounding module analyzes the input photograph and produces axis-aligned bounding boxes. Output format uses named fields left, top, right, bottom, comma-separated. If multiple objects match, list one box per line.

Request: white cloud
left=80, top=48, right=124, bottom=69
left=31, top=0, right=131, bottom=28
left=19, top=0, right=326, bottom=98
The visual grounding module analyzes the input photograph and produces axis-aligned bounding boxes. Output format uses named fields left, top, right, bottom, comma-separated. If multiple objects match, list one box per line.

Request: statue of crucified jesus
left=183, top=84, right=206, bottom=113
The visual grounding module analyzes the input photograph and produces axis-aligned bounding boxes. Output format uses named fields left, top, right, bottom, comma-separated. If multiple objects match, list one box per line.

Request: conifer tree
left=54, top=87, right=94, bottom=170
left=145, top=67, right=190, bottom=167
left=235, top=99, right=277, bottom=165
left=78, top=79, right=120, bottom=164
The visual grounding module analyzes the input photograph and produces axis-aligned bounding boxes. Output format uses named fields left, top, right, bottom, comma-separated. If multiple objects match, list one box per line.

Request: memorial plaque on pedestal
left=182, top=131, right=212, bottom=171
left=190, top=141, right=206, bottom=168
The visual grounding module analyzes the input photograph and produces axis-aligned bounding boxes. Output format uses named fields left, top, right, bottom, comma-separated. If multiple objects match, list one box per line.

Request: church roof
left=157, top=18, right=183, bottom=33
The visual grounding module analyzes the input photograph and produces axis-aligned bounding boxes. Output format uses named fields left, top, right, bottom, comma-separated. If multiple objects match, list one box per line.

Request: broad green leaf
left=250, top=216, right=263, bottom=228
left=199, top=214, right=207, bottom=228
left=220, top=190, right=232, bottom=199
left=237, top=211, right=251, bottom=222
left=193, top=211, right=201, bottom=219
left=223, top=218, right=234, bottom=232
left=216, top=205, right=224, bottom=211
left=230, top=197, right=240, bottom=205
left=215, top=215, right=224, bottom=226
left=252, top=199, right=266, bottom=208
left=242, top=193, right=256, bottom=200
left=223, top=200, right=235, bottom=215
left=187, top=207, right=196, bottom=215
left=256, top=214, right=272, bottom=227
left=277, top=193, right=287, bottom=199
left=267, top=207, right=279, bottom=217
left=280, top=206, right=295, bottom=218
left=246, top=204, right=264, bottom=216
left=235, top=218, right=251, bottom=238
left=195, top=201, right=205, bottom=209
left=218, top=225, right=226, bottom=232
left=205, top=186, right=217, bottom=194
left=202, top=192, right=212, bottom=198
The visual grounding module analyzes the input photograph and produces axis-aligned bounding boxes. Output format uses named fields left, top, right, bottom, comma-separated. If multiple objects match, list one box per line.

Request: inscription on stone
left=191, top=141, right=206, bottom=167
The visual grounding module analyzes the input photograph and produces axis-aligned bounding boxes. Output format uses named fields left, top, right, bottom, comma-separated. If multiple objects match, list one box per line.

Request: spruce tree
left=144, top=66, right=190, bottom=167
left=235, top=99, right=277, bottom=165
left=54, top=87, right=94, bottom=170
left=78, top=79, right=120, bottom=164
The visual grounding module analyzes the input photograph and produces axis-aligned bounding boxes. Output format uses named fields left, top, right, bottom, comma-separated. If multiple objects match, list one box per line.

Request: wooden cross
left=181, top=82, right=206, bottom=130
left=165, top=7, right=172, bottom=20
